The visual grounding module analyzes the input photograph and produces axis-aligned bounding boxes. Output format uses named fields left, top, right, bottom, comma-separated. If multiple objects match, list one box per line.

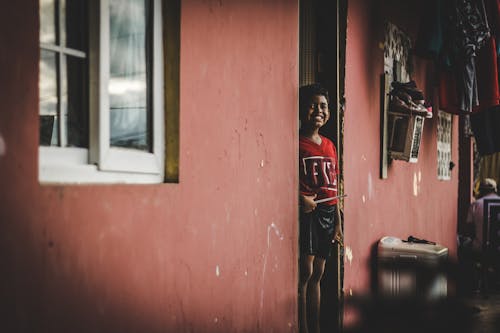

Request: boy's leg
left=299, top=255, right=314, bottom=333
left=307, top=256, right=326, bottom=333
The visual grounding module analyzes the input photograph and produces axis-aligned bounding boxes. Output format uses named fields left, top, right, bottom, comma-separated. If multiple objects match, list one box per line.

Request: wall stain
left=256, top=132, right=269, bottom=167
left=259, top=223, right=284, bottom=323
left=234, top=129, right=241, bottom=161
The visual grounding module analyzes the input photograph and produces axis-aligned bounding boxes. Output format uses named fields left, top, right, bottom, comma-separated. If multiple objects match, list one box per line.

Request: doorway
left=299, top=0, right=347, bottom=331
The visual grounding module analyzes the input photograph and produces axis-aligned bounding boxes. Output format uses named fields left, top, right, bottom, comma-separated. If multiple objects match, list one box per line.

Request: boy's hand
left=333, top=222, right=343, bottom=246
left=301, top=194, right=317, bottom=213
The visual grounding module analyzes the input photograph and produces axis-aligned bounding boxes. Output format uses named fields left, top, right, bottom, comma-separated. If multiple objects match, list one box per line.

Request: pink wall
left=0, top=1, right=299, bottom=332
left=1, top=0, right=464, bottom=331
left=343, top=0, right=459, bottom=304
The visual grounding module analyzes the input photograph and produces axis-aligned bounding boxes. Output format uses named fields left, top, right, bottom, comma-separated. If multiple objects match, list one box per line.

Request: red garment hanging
left=476, top=36, right=500, bottom=109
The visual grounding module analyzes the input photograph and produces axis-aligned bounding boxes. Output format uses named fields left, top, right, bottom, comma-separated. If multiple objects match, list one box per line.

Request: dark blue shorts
left=300, top=205, right=337, bottom=259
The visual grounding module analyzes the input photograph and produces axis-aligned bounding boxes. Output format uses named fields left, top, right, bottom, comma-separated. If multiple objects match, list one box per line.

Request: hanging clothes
left=470, top=105, right=500, bottom=155
left=415, top=0, right=500, bottom=154
left=414, top=0, right=445, bottom=60
left=479, top=152, right=500, bottom=183
left=476, top=37, right=500, bottom=109
left=450, top=0, right=491, bottom=112
left=469, top=0, right=500, bottom=155
left=487, top=0, right=500, bottom=90
left=415, top=0, right=492, bottom=113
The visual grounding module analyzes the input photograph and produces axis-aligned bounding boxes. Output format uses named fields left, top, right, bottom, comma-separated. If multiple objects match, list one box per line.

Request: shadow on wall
left=0, top=212, right=296, bottom=333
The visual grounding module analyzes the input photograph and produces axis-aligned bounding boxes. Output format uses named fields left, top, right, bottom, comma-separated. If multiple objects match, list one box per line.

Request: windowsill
left=39, top=163, right=164, bottom=184
left=39, top=147, right=164, bottom=184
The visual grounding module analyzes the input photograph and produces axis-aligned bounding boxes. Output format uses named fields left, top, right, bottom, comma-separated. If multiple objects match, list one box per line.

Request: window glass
left=66, top=56, right=88, bottom=147
left=62, top=0, right=87, bottom=50
left=437, top=110, right=452, bottom=180
left=39, top=49, right=59, bottom=146
left=109, top=0, right=151, bottom=151
left=39, top=0, right=88, bottom=148
left=40, top=0, right=56, bottom=44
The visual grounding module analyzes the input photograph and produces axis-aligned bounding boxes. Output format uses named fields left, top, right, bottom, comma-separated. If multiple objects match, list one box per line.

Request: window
left=437, top=110, right=452, bottom=180
left=39, top=0, right=164, bottom=183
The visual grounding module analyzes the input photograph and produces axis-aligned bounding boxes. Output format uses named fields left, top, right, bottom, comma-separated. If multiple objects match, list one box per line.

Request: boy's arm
left=333, top=206, right=343, bottom=245
left=299, top=177, right=317, bottom=213
left=333, top=151, right=342, bottom=245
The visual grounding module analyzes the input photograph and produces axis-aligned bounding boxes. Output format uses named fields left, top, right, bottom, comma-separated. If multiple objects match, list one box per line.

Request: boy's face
left=301, top=94, right=330, bottom=129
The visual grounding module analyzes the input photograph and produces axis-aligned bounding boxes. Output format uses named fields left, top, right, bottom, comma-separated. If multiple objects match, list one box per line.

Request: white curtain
left=109, top=0, right=150, bottom=150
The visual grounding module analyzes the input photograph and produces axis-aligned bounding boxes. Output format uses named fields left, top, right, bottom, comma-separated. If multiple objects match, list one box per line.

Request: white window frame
left=437, top=110, right=452, bottom=181
left=39, top=0, right=164, bottom=184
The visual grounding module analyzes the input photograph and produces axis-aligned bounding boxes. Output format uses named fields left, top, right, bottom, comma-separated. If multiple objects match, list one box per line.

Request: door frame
left=298, top=0, right=348, bottom=331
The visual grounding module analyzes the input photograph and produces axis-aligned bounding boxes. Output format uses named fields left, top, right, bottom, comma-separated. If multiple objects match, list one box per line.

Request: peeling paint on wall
left=413, top=171, right=422, bottom=196
left=413, top=173, right=418, bottom=196
left=368, top=172, right=374, bottom=200
left=345, top=246, right=353, bottom=265
left=268, top=223, right=284, bottom=244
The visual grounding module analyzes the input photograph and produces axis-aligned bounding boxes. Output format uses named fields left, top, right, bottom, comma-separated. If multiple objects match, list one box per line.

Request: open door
left=299, top=0, right=347, bottom=331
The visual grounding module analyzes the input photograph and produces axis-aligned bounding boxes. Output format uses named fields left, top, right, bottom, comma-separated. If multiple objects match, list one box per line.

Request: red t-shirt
left=299, top=135, right=339, bottom=206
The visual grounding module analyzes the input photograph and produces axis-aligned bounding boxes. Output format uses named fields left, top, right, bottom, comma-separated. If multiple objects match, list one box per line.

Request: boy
left=298, top=83, right=342, bottom=333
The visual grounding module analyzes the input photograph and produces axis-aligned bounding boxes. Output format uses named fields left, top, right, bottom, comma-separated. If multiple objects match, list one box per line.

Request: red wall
left=0, top=1, right=299, bottom=332
left=1, top=0, right=464, bottom=331
left=343, top=0, right=459, bottom=308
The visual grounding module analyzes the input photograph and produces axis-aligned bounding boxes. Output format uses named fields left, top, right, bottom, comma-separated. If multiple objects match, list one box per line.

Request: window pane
left=109, top=0, right=151, bottom=151
left=40, top=0, right=56, bottom=44
left=39, top=49, right=59, bottom=146
left=62, top=0, right=88, bottom=50
left=66, top=56, right=88, bottom=147
left=437, top=111, right=452, bottom=180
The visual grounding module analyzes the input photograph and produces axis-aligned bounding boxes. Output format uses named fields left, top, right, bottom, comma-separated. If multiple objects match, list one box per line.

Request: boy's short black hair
left=299, top=83, right=330, bottom=116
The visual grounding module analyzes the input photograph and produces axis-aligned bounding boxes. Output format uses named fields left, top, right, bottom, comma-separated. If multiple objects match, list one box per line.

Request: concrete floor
left=343, top=275, right=500, bottom=333
left=343, top=293, right=500, bottom=333
left=341, top=256, right=500, bottom=333
left=459, top=291, right=500, bottom=333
